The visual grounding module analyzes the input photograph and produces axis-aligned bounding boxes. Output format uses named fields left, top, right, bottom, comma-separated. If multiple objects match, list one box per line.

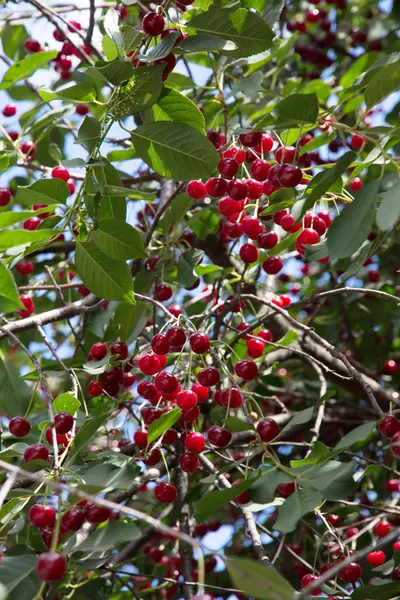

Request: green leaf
left=132, top=122, right=219, bottom=180
left=277, top=330, right=298, bottom=346
left=0, top=351, right=32, bottom=417
left=290, top=441, right=332, bottom=468
left=274, top=488, right=323, bottom=533
left=0, top=443, right=29, bottom=458
left=0, top=262, right=23, bottom=313
left=248, top=469, right=292, bottom=504
left=195, top=478, right=256, bottom=522
left=121, top=25, right=145, bottom=54
left=140, top=31, right=181, bottom=62
left=189, top=209, right=220, bottom=239
left=77, top=116, right=101, bottom=153
left=110, top=64, right=164, bottom=120
left=39, top=83, right=96, bottom=103
left=365, top=60, right=400, bottom=109
left=75, top=242, right=135, bottom=303
left=143, top=87, right=205, bottom=134
left=0, top=153, right=11, bottom=173
left=164, top=73, right=195, bottom=91
left=148, top=407, right=182, bottom=445
left=2, top=25, right=28, bottom=60
left=0, top=229, right=55, bottom=251
left=226, top=558, right=294, bottom=600
left=113, top=301, right=147, bottom=342
left=340, top=52, right=379, bottom=88
left=92, top=219, right=146, bottom=260
left=352, top=582, right=400, bottom=600
left=0, top=51, right=58, bottom=89
left=90, top=60, right=134, bottom=86
left=81, top=461, right=140, bottom=492
left=224, top=417, right=253, bottom=433
left=304, top=460, right=357, bottom=501
left=0, top=555, right=38, bottom=597
left=179, top=34, right=238, bottom=53
left=17, top=179, right=70, bottom=206
left=274, top=93, right=318, bottom=127
left=104, top=7, right=123, bottom=47
left=53, top=393, right=80, bottom=416
left=263, top=0, right=285, bottom=27
left=69, top=411, right=110, bottom=462
left=177, top=250, right=204, bottom=288
left=376, top=181, right=400, bottom=231
left=186, top=8, right=274, bottom=58
left=327, top=179, right=380, bottom=259
left=281, top=406, right=314, bottom=434
left=102, top=34, right=119, bottom=61
left=98, top=197, right=126, bottom=221
left=334, top=421, right=376, bottom=450
left=76, top=521, right=141, bottom=553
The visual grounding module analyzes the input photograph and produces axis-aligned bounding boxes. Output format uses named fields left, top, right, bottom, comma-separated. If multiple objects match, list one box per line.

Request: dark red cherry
left=84, top=502, right=112, bottom=523
left=36, top=552, right=67, bottom=581
left=9, top=416, right=31, bottom=437
left=154, top=482, right=177, bottom=504
left=208, top=425, right=232, bottom=448
left=257, top=418, right=280, bottom=442
left=54, top=412, right=74, bottom=434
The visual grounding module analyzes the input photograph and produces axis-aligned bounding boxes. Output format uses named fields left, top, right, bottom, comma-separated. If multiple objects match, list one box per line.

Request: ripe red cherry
left=155, top=371, right=179, bottom=394
left=379, top=414, right=400, bottom=437
left=392, top=565, right=400, bottom=580
left=154, top=482, right=177, bottom=504
left=179, top=452, right=199, bottom=473
left=139, top=353, right=161, bottom=375
left=61, top=507, right=84, bottom=532
left=246, top=179, right=263, bottom=199
left=301, top=574, right=321, bottom=596
left=189, top=332, right=210, bottom=354
left=250, top=159, right=271, bottom=181
left=36, top=552, right=67, bottom=581
left=0, top=188, right=11, bottom=206
left=24, top=217, right=41, bottom=230
left=386, top=479, right=399, bottom=492
left=368, top=270, right=381, bottom=283
left=215, top=387, right=243, bottom=408
left=258, top=329, right=273, bottom=342
left=84, top=502, right=112, bottom=523
left=142, top=407, right=162, bottom=426
left=185, top=432, right=205, bottom=453
left=239, top=131, right=262, bottom=147
left=29, top=504, right=56, bottom=529
left=350, top=177, right=363, bottom=192
left=277, top=164, right=303, bottom=187
left=218, top=158, right=239, bottom=179
left=177, top=390, right=198, bottom=410
left=206, top=177, right=227, bottom=197
left=224, top=221, right=242, bottom=239
left=16, top=259, right=34, bottom=276
left=384, top=359, right=398, bottom=376
left=339, top=562, right=362, bottom=583
left=303, top=214, right=326, bottom=236
left=218, top=197, right=243, bottom=217
left=154, top=284, right=173, bottom=302
left=240, top=243, right=259, bottom=264
left=241, top=216, right=261, bottom=238
left=234, top=359, right=258, bottom=381
left=54, top=412, right=74, bottom=434
left=151, top=333, right=170, bottom=355
left=163, top=429, right=178, bottom=444
left=9, top=416, right=31, bottom=437
left=257, top=418, right=280, bottom=442
left=76, top=104, right=89, bottom=116
left=110, top=341, right=128, bottom=360
left=88, top=379, right=103, bottom=397
left=208, top=425, right=232, bottom=448
left=278, top=482, right=295, bottom=498
left=24, top=38, right=41, bottom=52
left=45, top=428, right=68, bottom=446
left=197, top=367, right=220, bottom=387
left=52, top=166, right=70, bottom=182
left=247, top=338, right=265, bottom=358
left=262, top=256, right=283, bottom=275
left=20, top=140, right=36, bottom=158
left=374, top=519, right=392, bottom=538
left=134, top=429, right=148, bottom=448
left=18, top=294, right=34, bottom=317
left=24, top=444, right=49, bottom=463
left=276, top=146, right=299, bottom=164
left=166, top=326, right=186, bottom=348
left=297, top=228, right=320, bottom=255
left=90, top=342, right=107, bottom=360
left=228, top=179, right=248, bottom=200
left=103, top=366, right=123, bottom=384
left=367, top=551, right=386, bottom=567
left=187, top=180, right=207, bottom=200
left=192, top=383, right=209, bottom=402
left=143, top=12, right=165, bottom=36
left=258, top=231, right=278, bottom=249
left=350, top=134, right=365, bottom=151
left=3, top=104, right=17, bottom=117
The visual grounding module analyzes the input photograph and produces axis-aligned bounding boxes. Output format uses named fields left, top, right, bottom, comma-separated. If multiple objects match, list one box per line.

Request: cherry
left=45, top=427, right=68, bottom=446
left=234, top=359, right=258, bottom=381
left=192, top=383, right=209, bottom=403
left=163, top=429, right=178, bottom=444
left=386, top=479, right=399, bottom=492
left=84, top=502, right=112, bottom=523
left=36, top=552, right=67, bottom=581
left=240, top=243, right=259, bottom=264
left=110, top=341, right=128, bottom=360
left=52, top=166, right=70, bottom=182
left=139, top=353, right=161, bottom=375
left=215, top=387, right=243, bottom=408
left=169, top=304, right=182, bottom=318
left=258, top=329, right=273, bottom=342
left=246, top=179, right=263, bottom=200
left=250, top=159, right=271, bottom=181
left=103, top=366, right=123, bottom=384
left=350, top=134, right=365, bottom=151
left=258, top=231, right=278, bottom=249
left=262, top=256, right=283, bottom=275
left=208, top=425, right=232, bottom=447
left=197, top=367, right=220, bottom=387
left=61, top=507, right=84, bottom=532
left=29, top=504, right=56, bottom=529
left=276, top=146, right=299, bottom=164
left=239, top=131, right=262, bottom=147
left=218, top=158, right=239, bottom=179
left=145, top=448, right=161, bottom=466
left=90, top=342, right=107, bottom=360
left=327, top=514, right=341, bottom=526
left=301, top=574, right=321, bottom=596
left=18, top=294, right=34, bottom=317
left=227, top=179, right=247, bottom=201
left=179, top=452, right=199, bottom=473
left=257, top=418, right=280, bottom=442
left=373, top=519, right=392, bottom=538
left=224, top=221, right=242, bottom=239
left=9, top=416, right=31, bottom=437
left=367, top=551, right=386, bottom=567
left=138, top=381, right=160, bottom=403
left=241, top=216, right=261, bottom=238
left=20, top=140, right=36, bottom=158
left=368, top=270, right=381, bottom=283
left=134, top=429, right=148, bottom=448
left=394, top=541, right=400, bottom=552
left=297, top=228, right=320, bottom=255
left=54, top=412, right=74, bottom=434
left=233, top=479, right=250, bottom=504
left=384, top=359, right=398, bottom=376
left=189, top=332, right=210, bottom=354
left=154, top=284, right=173, bottom=302
left=185, top=432, right=205, bottom=453
left=142, top=12, right=165, bottom=36
left=206, top=178, right=227, bottom=197
left=24, top=217, right=41, bottom=230
left=24, top=38, right=42, bottom=52
left=278, top=482, right=295, bottom=498
left=187, top=180, right=207, bottom=200
left=346, top=527, right=359, bottom=538
left=339, top=562, right=362, bottom=582
left=207, top=129, right=222, bottom=148
left=223, top=147, right=246, bottom=163
left=350, top=177, right=363, bottom=192
left=277, top=164, right=303, bottom=187
left=392, top=565, right=400, bottom=580
left=166, top=327, right=186, bottom=348
left=76, top=104, right=89, bottom=116
left=143, top=407, right=162, bottom=426
left=218, top=196, right=243, bottom=217
left=24, top=444, right=49, bottom=463
left=151, top=333, right=170, bottom=355
left=379, top=414, right=400, bottom=437
left=155, top=371, right=179, bottom=394
left=0, top=188, right=11, bottom=206
left=177, top=390, right=198, bottom=410
left=3, top=104, right=16, bottom=117
left=247, top=338, right=265, bottom=358
left=154, top=482, right=177, bottom=504
left=87, top=379, right=104, bottom=397
left=306, top=8, right=321, bottom=22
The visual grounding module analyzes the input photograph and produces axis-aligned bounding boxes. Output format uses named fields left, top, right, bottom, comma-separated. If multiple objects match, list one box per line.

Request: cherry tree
left=0, top=0, right=399, bottom=599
